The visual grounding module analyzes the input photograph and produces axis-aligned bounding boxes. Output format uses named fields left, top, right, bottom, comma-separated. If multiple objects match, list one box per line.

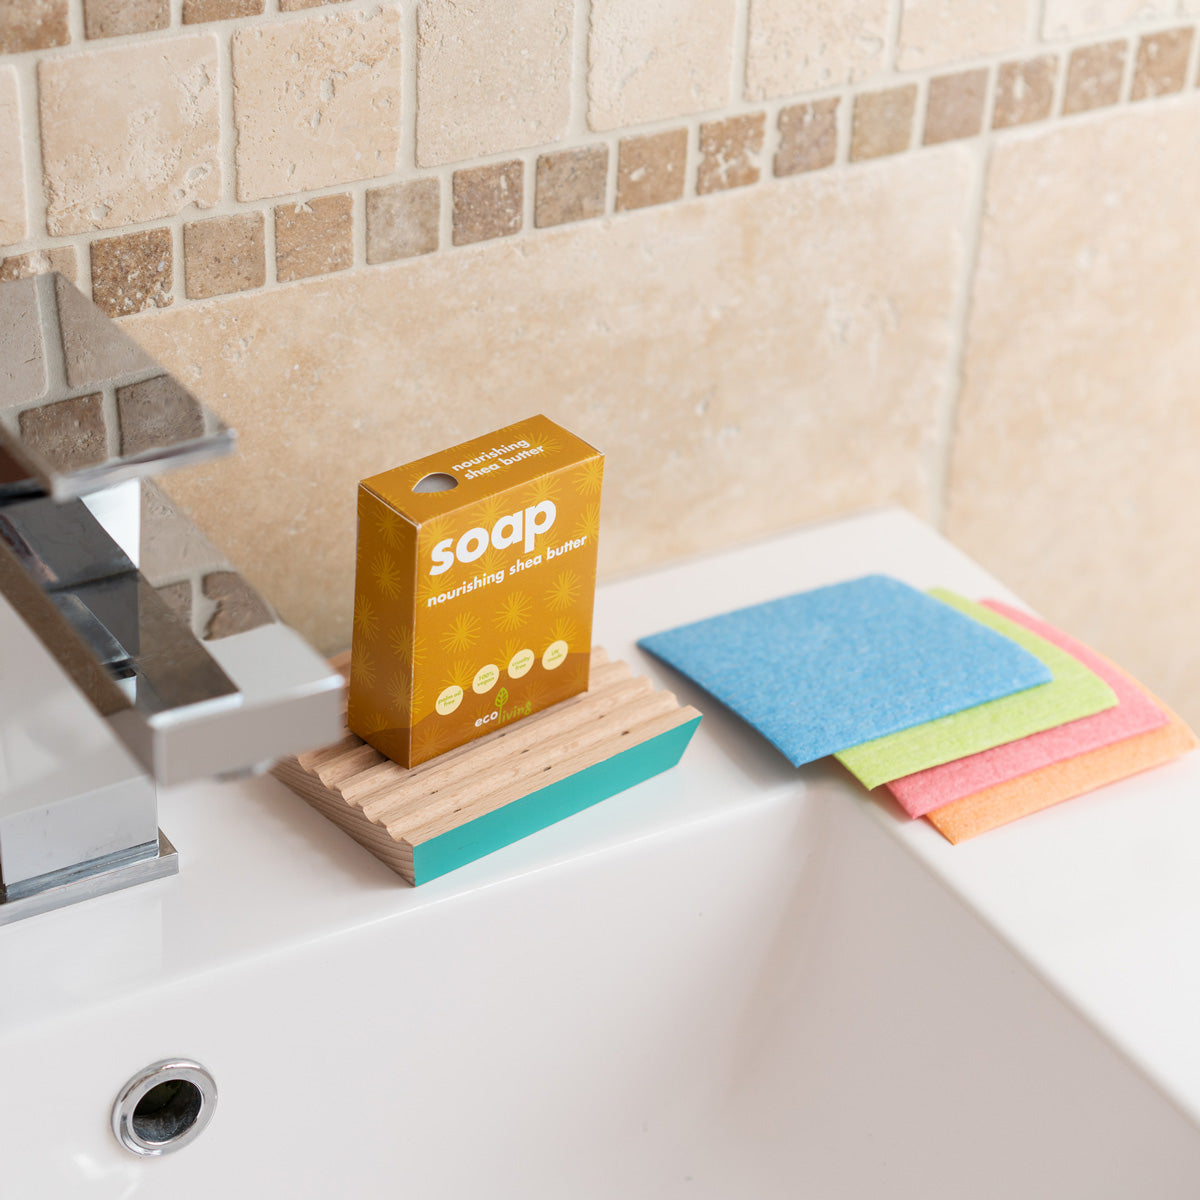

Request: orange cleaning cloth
left=926, top=683, right=1197, bottom=844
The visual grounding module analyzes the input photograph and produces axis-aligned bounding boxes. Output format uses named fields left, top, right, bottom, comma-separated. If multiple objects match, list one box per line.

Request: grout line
left=1051, top=38, right=1071, bottom=116
left=1187, top=19, right=1200, bottom=87
left=218, top=19, right=238, bottom=207
left=1032, top=0, right=1048, bottom=43
left=401, top=0, right=419, bottom=174
left=760, top=97, right=780, bottom=180
left=36, top=269, right=68, bottom=393
left=521, top=155, right=535, bottom=235
left=169, top=220, right=185, bottom=307
left=101, top=383, right=120, bottom=459
left=263, top=200, right=277, bottom=287
left=604, top=134, right=619, bottom=215
left=731, top=0, right=752, bottom=105
left=683, top=122, right=700, bottom=201
left=836, top=87, right=852, bottom=165
left=352, top=184, right=367, bottom=270
left=928, top=136, right=992, bottom=531
left=981, top=59, right=1000, bottom=135
left=912, top=72, right=930, bottom=149
left=12, top=52, right=47, bottom=252
left=79, top=238, right=92, bottom=298
left=1119, top=35, right=1137, bottom=104
left=66, top=0, right=86, bottom=44
left=884, top=0, right=904, bottom=72
left=568, top=0, right=591, bottom=138
left=438, top=165, right=454, bottom=251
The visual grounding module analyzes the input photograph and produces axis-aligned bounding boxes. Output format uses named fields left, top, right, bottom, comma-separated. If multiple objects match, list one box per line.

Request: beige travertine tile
left=184, top=212, right=266, bottom=299
left=117, top=373, right=204, bottom=454
left=156, top=580, right=193, bottom=629
left=56, top=273, right=155, bottom=383
left=776, top=99, right=839, bottom=176
left=993, top=55, right=1058, bottom=128
left=698, top=114, right=765, bottom=194
left=1132, top=28, right=1193, bottom=101
left=588, top=0, right=736, bottom=131
left=948, top=96, right=1200, bottom=729
left=1044, top=0, right=1170, bottom=39
left=90, top=228, right=174, bottom=317
left=367, top=179, right=439, bottom=262
left=452, top=163, right=522, bottom=246
left=0, top=68, right=25, bottom=247
left=39, top=36, right=221, bottom=236
left=203, top=570, right=274, bottom=637
left=0, top=280, right=47, bottom=402
left=233, top=8, right=402, bottom=201
left=280, top=0, right=346, bottom=9
left=898, top=0, right=1029, bottom=71
left=83, top=0, right=168, bottom=39
left=0, top=1, right=69, bottom=53
left=141, top=478, right=228, bottom=578
left=54, top=273, right=152, bottom=386
left=616, top=129, right=688, bottom=210
left=535, top=148, right=608, bottom=229
left=416, top=0, right=571, bottom=166
left=0, top=248, right=79, bottom=284
left=850, top=86, right=917, bottom=161
left=19, top=393, right=107, bottom=471
left=745, top=0, right=888, bottom=100
left=924, top=69, right=988, bottom=145
left=275, top=195, right=353, bottom=281
left=127, top=148, right=973, bottom=654
left=183, top=0, right=264, bottom=22
left=1063, top=41, right=1127, bottom=115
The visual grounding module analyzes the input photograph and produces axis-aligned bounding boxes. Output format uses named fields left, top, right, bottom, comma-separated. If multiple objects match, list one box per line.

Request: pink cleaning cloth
left=886, top=601, right=1170, bottom=817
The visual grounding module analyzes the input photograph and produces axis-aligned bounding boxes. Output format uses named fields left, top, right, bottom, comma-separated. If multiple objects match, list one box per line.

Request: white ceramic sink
left=5, top=508, right=1200, bottom=1197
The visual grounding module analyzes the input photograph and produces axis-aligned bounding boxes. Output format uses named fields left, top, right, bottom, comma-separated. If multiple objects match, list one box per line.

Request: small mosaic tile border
left=1, top=6, right=1198, bottom=318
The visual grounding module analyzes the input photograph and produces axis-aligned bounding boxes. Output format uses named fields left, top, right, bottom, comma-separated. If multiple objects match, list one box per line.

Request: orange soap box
left=347, top=415, right=604, bottom=768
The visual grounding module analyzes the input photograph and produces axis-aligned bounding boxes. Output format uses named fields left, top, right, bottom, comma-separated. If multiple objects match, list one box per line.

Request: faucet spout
left=0, top=273, right=343, bottom=920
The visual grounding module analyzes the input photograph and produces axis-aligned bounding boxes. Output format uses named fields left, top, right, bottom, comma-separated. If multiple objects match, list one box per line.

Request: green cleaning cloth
left=835, top=590, right=1119, bottom=788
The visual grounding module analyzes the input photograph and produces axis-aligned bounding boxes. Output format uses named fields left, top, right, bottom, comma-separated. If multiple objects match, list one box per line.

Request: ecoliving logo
left=473, top=685, right=531, bottom=729
left=495, top=685, right=531, bottom=727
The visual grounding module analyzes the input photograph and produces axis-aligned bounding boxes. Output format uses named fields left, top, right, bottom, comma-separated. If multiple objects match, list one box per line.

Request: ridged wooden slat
left=364, top=674, right=655, bottom=828
left=381, top=687, right=678, bottom=837
left=344, top=656, right=633, bottom=811
left=271, top=646, right=700, bottom=885
left=399, top=701, right=695, bottom=846
left=295, top=733, right=360, bottom=773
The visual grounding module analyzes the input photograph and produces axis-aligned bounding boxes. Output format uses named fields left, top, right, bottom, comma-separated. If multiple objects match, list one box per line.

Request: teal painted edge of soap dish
left=412, top=716, right=703, bottom=885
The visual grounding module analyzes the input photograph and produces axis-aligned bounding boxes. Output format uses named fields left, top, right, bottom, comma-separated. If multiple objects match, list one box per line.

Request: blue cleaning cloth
left=637, top=575, right=1053, bottom=768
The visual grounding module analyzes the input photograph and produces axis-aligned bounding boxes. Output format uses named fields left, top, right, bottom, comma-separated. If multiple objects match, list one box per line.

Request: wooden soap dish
left=272, top=647, right=701, bottom=885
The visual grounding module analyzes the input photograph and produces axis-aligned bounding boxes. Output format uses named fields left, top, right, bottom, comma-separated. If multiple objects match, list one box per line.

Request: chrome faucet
left=0, top=272, right=343, bottom=923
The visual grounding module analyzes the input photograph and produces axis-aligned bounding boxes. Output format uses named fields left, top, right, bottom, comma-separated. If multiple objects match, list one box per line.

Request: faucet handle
left=0, top=273, right=235, bottom=501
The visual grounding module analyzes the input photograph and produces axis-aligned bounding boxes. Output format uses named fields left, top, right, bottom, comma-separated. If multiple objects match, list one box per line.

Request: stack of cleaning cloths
left=638, top=575, right=1196, bottom=843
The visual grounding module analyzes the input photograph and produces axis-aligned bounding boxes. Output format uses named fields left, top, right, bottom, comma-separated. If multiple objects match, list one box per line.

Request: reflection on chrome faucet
left=0, top=273, right=342, bottom=924
left=0, top=272, right=234, bottom=497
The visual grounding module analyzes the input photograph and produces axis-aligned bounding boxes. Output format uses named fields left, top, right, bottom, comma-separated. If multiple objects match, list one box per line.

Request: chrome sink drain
left=112, top=1059, right=217, bottom=1156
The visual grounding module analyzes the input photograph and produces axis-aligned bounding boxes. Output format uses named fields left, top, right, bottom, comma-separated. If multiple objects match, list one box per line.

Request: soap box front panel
left=347, top=488, right=419, bottom=765
left=348, top=416, right=604, bottom=768
left=408, top=455, right=602, bottom=764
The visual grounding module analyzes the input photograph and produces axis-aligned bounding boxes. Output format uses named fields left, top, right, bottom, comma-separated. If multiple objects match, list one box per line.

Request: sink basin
left=5, top=508, right=1200, bottom=1197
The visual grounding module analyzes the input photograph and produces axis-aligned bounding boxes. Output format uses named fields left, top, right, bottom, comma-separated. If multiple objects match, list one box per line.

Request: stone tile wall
left=4, top=1, right=1200, bottom=727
